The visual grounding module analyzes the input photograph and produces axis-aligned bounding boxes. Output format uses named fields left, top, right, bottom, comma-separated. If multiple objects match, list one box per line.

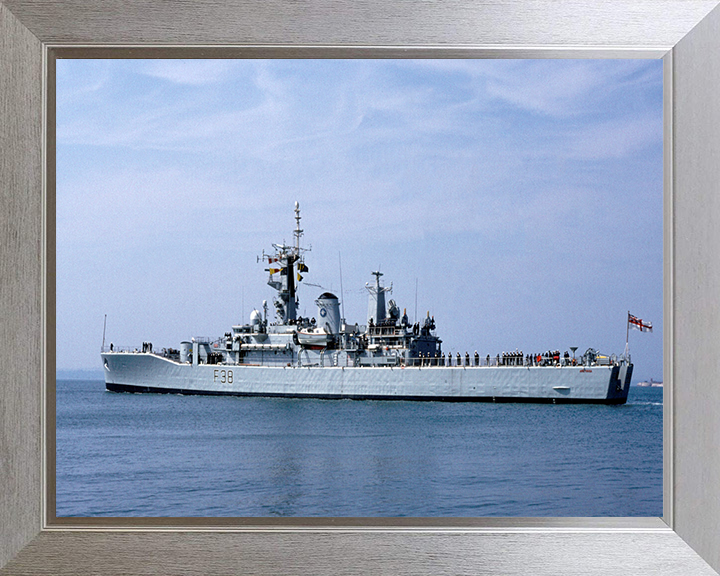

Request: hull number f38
left=214, top=369, right=233, bottom=384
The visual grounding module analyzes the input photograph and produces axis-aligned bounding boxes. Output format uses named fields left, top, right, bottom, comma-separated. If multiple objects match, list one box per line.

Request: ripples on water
left=56, top=380, right=662, bottom=517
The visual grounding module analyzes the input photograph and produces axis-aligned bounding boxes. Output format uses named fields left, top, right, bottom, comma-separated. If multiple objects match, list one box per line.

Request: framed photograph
left=2, top=1, right=720, bottom=574
left=52, top=56, right=664, bottom=521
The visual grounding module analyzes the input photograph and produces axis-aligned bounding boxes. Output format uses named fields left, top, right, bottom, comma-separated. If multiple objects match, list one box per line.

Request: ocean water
left=56, top=380, right=662, bottom=517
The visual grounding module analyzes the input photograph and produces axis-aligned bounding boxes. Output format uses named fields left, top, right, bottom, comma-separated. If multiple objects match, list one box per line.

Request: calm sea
left=56, top=380, right=662, bottom=517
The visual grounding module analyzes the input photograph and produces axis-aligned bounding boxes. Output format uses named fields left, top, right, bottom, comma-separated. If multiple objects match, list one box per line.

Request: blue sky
left=56, top=59, right=663, bottom=380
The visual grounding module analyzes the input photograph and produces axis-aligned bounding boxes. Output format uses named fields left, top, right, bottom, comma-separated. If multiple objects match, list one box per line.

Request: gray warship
left=102, top=203, right=633, bottom=404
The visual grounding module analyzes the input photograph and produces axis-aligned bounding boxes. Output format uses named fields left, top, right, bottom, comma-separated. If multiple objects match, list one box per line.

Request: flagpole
left=625, top=311, right=630, bottom=359
left=626, top=311, right=630, bottom=345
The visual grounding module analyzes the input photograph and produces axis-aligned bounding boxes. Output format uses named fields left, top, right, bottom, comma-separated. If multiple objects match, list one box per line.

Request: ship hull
left=102, top=353, right=632, bottom=404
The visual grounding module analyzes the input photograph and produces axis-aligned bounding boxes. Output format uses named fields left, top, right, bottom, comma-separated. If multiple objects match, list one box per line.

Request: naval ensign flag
left=628, top=313, right=653, bottom=333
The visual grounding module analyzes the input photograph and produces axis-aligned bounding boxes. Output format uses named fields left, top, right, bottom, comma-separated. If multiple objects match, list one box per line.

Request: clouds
left=484, top=60, right=656, bottom=116
left=412, top=59, right=661, bottom=115
left=56, top=59, right=663, bottom=377
left=137, top=59, right=240, bottom=85
left=56, top=58, right=663, bottom=241
left=57, top=59, right=660, bottom=152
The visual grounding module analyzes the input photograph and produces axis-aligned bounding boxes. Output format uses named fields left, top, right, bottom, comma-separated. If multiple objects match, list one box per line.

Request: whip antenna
left=102, top=314, right=107, bottom=351
left=339, top=252, right=345, bottom=321
left=414, top=278, right=418, bottom=323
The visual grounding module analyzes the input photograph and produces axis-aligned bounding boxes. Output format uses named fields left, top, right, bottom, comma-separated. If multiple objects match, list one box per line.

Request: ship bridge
left=367, top=325, right=412, bottom=348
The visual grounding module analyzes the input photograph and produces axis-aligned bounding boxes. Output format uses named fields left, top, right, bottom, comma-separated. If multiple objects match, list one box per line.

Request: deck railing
left=409, top=355, right=598, bottom=368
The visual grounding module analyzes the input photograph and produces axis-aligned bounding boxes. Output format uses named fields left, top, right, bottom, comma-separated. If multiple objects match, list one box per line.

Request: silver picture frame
left=2, top=1, right=720, bottom=574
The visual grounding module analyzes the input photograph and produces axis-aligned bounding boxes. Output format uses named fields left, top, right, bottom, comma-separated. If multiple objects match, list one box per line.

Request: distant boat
left=636, top=378, right=663, bottom=387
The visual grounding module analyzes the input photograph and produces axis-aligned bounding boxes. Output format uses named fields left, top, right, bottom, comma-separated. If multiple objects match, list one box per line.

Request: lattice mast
left=262, top=201, right=308, bottom=324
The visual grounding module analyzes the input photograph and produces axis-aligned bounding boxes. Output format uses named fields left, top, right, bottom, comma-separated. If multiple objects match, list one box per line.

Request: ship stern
left=605, top=363, right=633, bottom=404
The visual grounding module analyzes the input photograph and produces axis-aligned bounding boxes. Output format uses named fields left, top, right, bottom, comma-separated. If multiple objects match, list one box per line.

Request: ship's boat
left=101, top=202, right=633, bottom=404
left=296, top=328, right=332, bottom=349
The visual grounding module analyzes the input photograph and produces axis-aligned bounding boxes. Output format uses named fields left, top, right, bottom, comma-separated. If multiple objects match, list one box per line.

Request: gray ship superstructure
left=102, top=203, right=633, bottom=404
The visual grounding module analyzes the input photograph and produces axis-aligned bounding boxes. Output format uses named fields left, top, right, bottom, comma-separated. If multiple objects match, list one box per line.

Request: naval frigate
left=101, top=202, right=633, bottom=404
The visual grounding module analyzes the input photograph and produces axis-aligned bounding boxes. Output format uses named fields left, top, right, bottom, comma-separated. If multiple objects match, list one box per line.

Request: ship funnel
left=316, top=292, right=341, bottom=334
left=180, top=341, right=191, bottom=363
